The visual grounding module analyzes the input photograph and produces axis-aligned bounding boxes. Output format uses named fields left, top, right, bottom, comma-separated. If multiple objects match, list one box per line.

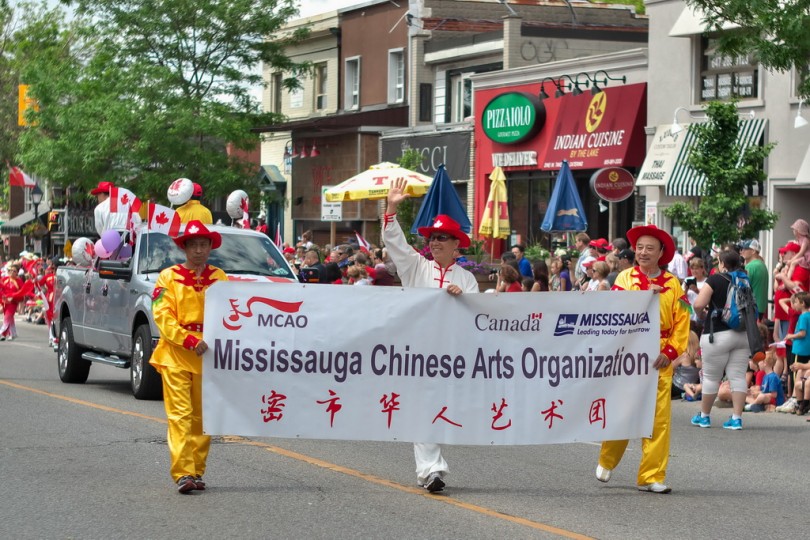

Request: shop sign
left=492, top=151, right=537, bottom=167
left=481, top=92, right=544, bottom=144
left=542, top=84, right=646, bottom=170
left=590, top=167, right=636, bottom=203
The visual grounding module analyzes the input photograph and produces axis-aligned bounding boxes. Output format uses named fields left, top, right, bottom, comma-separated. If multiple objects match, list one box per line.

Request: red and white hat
left=417, top=214, right=470, bottom=248
left=173, top=221, right=222, bottom=250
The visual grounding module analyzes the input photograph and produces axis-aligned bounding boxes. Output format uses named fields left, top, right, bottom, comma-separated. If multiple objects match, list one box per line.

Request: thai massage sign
left=543, top=83, right=647, bottom=170
left=590, top=167, right=636, bottom=203
left=482, top=92, right=545, bottom=144
left=202, top=283, right=660, bottom=445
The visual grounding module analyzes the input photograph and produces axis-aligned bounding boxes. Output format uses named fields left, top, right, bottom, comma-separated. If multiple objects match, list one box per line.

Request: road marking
left=1, top=379, right=593, bottom=539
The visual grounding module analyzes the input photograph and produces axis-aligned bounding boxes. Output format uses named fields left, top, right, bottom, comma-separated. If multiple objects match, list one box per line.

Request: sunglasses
left=429, top=234, right=454, bottom=242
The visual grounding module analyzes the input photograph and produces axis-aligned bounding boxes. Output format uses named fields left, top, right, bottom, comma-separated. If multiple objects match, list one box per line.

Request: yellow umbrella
left=478, top=167, right=510, bottom=239
left=324, top=162, right=433, bottom=202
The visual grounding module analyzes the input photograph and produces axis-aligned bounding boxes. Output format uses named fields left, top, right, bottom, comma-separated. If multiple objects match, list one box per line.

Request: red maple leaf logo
left=121, top=193, right=130, bottom=205
left=85, top=243, right=95, bottom=256
left=169, top=179, right=183, bottom=191
left=155, top=212, right=169, bottom=225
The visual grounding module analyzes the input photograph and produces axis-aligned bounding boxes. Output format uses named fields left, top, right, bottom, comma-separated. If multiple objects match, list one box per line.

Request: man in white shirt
left=667, top=235, right=687, bottom=280
left=92, top=181, right=130, bottom=236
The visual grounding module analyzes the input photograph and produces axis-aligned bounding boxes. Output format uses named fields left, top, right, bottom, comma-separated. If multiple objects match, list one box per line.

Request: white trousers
left=700, top=329, right=750, bottom=394
left=414, top=443, right=448, bottom=484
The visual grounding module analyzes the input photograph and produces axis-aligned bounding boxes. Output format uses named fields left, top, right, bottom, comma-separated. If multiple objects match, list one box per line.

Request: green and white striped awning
left=666, top=118, right=767, bottom=197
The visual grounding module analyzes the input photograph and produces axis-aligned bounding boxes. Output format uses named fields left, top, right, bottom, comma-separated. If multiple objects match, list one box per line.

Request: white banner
left=203, top=283, right=660, bottom=445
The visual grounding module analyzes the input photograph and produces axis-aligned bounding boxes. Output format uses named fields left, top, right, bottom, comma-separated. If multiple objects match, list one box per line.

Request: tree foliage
left=664, top=101, right=778, bottom=249
left=13, top=0, right=309, bottom=202
left=0, top=0, right=19, bottom=213
left=686, top=0, right=810, bottom=98
left=396, top=149, right=422, bottom=245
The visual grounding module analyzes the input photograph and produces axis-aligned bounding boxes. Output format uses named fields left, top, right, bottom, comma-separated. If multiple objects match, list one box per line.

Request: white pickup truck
left=53, top=225, right=297, bottom=399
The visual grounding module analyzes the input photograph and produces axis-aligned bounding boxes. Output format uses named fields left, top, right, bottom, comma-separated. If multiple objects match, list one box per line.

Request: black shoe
left=177, top=475, right=196, bottom=494
left=423, top=472, right=445, bottom=493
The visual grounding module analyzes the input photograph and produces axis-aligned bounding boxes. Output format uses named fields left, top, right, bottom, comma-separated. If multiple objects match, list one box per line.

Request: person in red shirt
left=1, top=262, right=25, bottom=341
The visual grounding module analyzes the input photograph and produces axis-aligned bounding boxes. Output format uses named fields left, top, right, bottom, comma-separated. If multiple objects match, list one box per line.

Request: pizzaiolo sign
left=482, top=92, right=545, bottom=144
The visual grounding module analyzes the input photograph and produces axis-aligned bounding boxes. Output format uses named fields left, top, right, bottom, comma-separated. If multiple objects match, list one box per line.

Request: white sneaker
left=638, top=482, right=671, bottom=494
left=777, top=398, right=797, bottom=413
left=595, top=464, right=611, bottom=483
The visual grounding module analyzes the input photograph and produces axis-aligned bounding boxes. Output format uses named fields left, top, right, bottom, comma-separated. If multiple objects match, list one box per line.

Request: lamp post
left=31, top=183, right=43, bottom=223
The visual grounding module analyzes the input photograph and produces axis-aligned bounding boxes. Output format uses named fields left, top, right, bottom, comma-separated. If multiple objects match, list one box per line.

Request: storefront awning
left=665, top=118, right=767, bottom=197
left=669, top=6, right=738, bottom=37
left=540, top=83, right=647, bottom=171
left=0, top=209, right=50, bottom=236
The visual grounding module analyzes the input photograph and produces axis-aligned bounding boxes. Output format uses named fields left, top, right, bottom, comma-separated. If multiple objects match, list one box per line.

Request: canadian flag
left=274, top=222, right=282, bottom=246
left=241, top=197, right=250, bottom=229
left=148, top=202, right=182, bottom=237
left=8, top=166, right=36, bottom=188
left=355, top=231, right=371, bottom=253
left=109, top=186, right=142, bottom=215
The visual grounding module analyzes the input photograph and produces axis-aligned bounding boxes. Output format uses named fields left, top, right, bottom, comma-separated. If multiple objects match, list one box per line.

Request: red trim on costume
left=630, top=267, right=672, bottom=293
left=171, top=265, right=220, bottom=292
left=183, top=334, right=200, bottom=350
left=383, top=213, right=396, bottom=226
left=432, top=262, right=458, bottom=288
left=662, top=344, right=678, bottom=361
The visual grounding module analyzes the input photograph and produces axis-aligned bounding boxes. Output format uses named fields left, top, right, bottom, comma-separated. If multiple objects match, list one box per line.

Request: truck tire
left=131, top=324, right=163, bottom=400
left=57, top=317, right=91, bottom=383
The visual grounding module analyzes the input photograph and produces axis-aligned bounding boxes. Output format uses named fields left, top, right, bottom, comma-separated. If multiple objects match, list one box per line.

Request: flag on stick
left=274, top=222, right=282, bottom=246
left=148, top=202, right=182, bottom=237
left=355, top=231, right=371, bottom=253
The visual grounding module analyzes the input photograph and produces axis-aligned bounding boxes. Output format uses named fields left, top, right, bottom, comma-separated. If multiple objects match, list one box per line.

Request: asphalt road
left=0, top=318, right=805, bottom=539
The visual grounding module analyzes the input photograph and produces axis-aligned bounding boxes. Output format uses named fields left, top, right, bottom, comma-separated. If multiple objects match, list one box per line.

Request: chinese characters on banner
left=203, top=283, right=660, bottom=445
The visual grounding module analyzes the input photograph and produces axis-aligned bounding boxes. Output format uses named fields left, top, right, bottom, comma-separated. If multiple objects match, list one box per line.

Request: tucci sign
left=482, top=92, right=545, bottom=144
left=590, top=167, right=636, bottom=203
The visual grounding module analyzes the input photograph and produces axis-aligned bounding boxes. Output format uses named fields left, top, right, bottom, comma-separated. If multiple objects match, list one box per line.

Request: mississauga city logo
left=554, top=312, right=650, bottom=337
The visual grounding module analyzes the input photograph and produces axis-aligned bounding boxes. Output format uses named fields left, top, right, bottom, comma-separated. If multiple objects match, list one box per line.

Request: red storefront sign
left=541, top=83, right=647, bottom=170
left=590, top=167, right=636, bottom=203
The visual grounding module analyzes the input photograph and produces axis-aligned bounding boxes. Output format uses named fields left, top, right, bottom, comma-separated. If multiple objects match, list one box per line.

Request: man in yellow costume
left=176, top=183, right=213, bottom=224
left=595, top=224, right=690, bottom=494
left=151, top=220, right=227, bottom=493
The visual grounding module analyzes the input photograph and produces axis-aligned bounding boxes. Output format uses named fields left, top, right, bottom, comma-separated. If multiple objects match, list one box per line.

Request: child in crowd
left=786, top=219, right=810, bottom=277
left=744, top=349, right=785, bottom=412
left=781, top=292, right=810, bottom=416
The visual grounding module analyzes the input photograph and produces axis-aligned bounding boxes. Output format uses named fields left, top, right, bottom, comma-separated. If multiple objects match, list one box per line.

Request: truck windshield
left=137, top=231, right=295, bottom=279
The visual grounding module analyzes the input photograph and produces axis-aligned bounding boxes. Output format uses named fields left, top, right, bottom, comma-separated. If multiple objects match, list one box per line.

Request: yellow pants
left=161, top=367, right=210, bottom=482
left=598, top=368, right=672, bottom=486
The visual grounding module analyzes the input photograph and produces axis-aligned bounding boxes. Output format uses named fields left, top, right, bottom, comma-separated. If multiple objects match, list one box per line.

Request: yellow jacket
left=176, top=200, right=213, bottom=224
left=613, top=267, right=690, bottom=367
left=150, top=264, right=227, bottom=374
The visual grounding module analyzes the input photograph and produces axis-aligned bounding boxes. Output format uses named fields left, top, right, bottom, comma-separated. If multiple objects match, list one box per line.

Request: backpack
left=719, top=271, right=757, bottom=331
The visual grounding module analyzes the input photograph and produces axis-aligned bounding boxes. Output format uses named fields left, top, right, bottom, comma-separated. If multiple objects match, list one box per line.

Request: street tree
left=665, top=101, right=778, bottom=250
left=686, top=0, right=810, bottom=98
left=1, top=0, right=20, bottom=214
left=15, top=0, right=309, bottom=200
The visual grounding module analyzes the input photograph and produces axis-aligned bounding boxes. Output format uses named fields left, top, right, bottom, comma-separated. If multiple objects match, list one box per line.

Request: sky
left=297, top=0, right=374, bottom=18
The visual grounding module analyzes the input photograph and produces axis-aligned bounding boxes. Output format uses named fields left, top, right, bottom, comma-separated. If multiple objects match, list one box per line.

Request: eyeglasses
left=429, top=234, right=454, bottom=242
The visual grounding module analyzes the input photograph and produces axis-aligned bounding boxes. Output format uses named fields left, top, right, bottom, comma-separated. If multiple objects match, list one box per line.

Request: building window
left=314, top=63, right=327, bottom=110
left=271, top=72, right=283, bottom=113
left=345, top=57, right=360, bottom=110
left=419, top=83, right=432, bottom=122
left=450, top=73, right=472, bottom=122
left=699, top=35, right=758, bottom=102
left=388, top=49, right=404, bottom=104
